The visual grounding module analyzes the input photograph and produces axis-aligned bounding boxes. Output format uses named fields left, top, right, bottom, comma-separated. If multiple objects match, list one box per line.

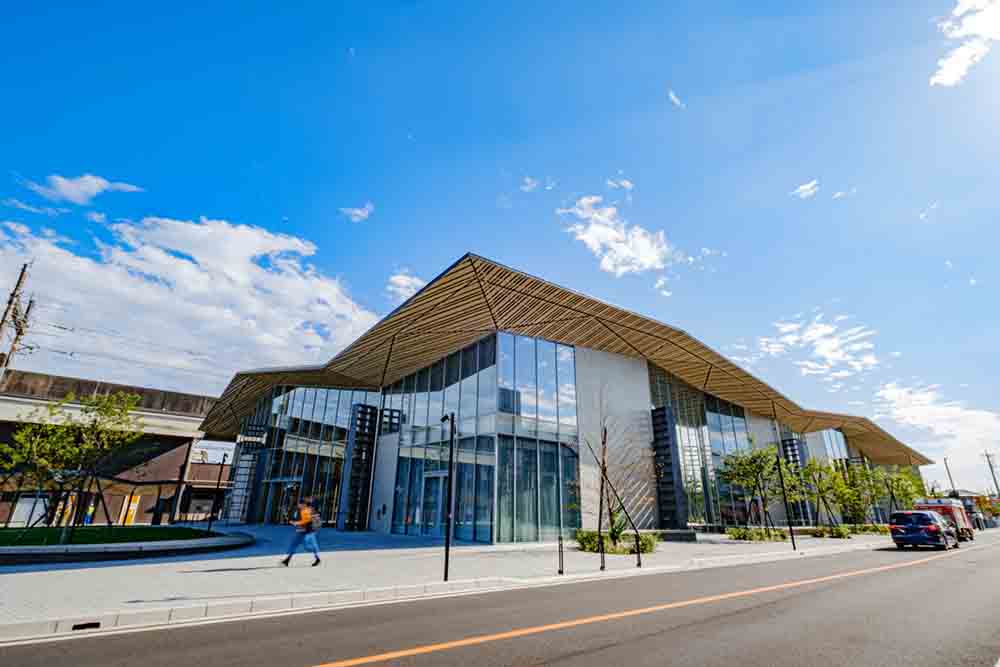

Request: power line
left=34, top=320, right=211, bottom=359
left=27, top=344, right=231, bottom=381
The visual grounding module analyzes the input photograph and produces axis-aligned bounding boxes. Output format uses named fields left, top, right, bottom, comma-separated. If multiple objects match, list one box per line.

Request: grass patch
left=0, top=526, right=219, bottom=547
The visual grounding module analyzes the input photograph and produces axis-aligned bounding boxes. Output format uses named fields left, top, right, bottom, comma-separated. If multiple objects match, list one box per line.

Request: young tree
left=0, top=392, right=143, bottom=542
left=800, top=459, right=841, bottom=527
left=718, top=445, right=801, bottom=533
left=886, top=471, right=919, bottom=511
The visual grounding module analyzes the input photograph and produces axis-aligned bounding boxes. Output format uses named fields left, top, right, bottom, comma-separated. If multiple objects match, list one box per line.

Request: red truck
left=912, top=498, right=975, bottom=541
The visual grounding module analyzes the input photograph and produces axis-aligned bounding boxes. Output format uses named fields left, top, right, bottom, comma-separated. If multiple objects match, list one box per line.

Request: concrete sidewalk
left=0, top=524, right=893, bottom=631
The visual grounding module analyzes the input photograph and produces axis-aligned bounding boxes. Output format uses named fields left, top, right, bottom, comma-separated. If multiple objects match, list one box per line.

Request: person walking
left=281, top=496, right=321, bottom=567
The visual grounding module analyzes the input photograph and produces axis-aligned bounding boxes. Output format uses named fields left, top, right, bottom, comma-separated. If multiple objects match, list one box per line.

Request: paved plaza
left=0, top=524, right=889, bottom=625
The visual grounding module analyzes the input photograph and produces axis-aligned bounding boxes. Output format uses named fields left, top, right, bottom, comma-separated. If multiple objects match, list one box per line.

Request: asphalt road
left=6, top=533, right=1000, bottom=667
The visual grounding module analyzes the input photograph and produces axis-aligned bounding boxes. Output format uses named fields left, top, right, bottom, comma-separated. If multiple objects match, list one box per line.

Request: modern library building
left=201, top=254, right=930, bottom=542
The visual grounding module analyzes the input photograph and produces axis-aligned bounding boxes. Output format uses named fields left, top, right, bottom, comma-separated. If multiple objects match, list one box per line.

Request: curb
left=0, top=541, right=887, bottom=645
left=0, top=533, right=256, bottom=565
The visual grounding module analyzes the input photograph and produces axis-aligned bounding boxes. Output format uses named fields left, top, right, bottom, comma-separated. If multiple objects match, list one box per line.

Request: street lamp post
left=207, top=453, right=228, bottom=533
left=441, top=412, right=457, bottom=582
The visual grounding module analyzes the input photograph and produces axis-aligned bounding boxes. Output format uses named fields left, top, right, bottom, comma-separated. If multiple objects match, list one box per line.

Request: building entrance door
left=420, top=473, right=448, bottom=537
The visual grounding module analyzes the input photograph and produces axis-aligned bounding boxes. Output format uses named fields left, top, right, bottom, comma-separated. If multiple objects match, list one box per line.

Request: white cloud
left=891, top=351, right=903, bottom=358
left=654, top=276, right=672, bottom=297
left=23, top=173, right=143, bottom=205
left=339, top=201, right=374, bottom=223
left=86, top=211, right=107, bottom=224
left=2, top=198, right=69, bottom=217
left=945, top=259, right=954, bottom=269
left=750, top=311, right=881, bottom=379
left=520, top=176, right=540, bottom=193
left=918, top=201, right=939, bottom=221
left=831, top=187, right=857, bottom=200
left=0, top=217, right=378, bottom=395
left=790, top=179, right=819, bottom=199
left=969, top=276, right=978, bottom=286
left=606, top=178, right=635, bottom=191
left=544, top=178, right=557, bottom=191
left=930, top=0, right=1000, bottom=86
left=385, top=270, right=427, bottom=303
left=875, top=381, right=1000, bottom=488
left=667, top=89, right=685, bottom=109
left=557, top=195, right=682, bottom=277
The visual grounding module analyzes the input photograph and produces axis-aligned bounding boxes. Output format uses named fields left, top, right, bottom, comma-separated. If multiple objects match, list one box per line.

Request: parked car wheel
left=895, top=543, right=905, bottom=550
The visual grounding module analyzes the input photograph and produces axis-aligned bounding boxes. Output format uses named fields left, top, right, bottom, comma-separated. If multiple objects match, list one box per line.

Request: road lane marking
left=316, top=545, right=979, bottom=667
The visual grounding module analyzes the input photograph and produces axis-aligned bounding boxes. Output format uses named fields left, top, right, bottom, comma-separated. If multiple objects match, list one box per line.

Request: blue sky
left=1, top=1, right=998, bottom=489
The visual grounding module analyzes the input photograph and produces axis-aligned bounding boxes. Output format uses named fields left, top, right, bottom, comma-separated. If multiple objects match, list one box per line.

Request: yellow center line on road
left=316, top=543, right=986, bottom=667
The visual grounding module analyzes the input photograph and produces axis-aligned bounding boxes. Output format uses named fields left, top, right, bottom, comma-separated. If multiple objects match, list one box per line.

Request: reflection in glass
left=497, top=435, right=515, bottom=543
left=515, top=437, right=538, bottom=542
left=539, top=440, right=560, bottom=540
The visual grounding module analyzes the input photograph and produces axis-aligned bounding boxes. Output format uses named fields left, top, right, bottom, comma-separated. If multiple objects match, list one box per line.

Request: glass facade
left=232, top=385, right=381, bottom=525
left=388, top=332, right=580, bottom=543
left=649, top=365, right=756, bottom=529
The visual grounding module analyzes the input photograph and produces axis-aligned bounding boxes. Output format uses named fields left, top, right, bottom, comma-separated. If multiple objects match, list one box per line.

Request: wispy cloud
left=23, top=173, right=143, bottom=205
left=969, top=276, right=978, bottom=286
left=2, top=198, right=69, bottom=217
left=667, top=89, right=685, bottom=109
left=736, top=311, right=880, bottom=382
left=918, top=201, right=939, bottom=221
left=385, top=269, right=427, bottom=303
left=520, top=176, right=540, bottom=193
left=831, top=187, right=857, bottom=200
left=558, top=195, right=682, bottom=277
left=606, top=177, right=635, bottom=191
left=790, top=179, right=819, bottom=199
left=654, top=276, right=672, bottom=297
left=339, top=201, right=374, bottom=223
left=945, top=259, right=954, bottom=269
left=930, top=0, right=1000, bottom=87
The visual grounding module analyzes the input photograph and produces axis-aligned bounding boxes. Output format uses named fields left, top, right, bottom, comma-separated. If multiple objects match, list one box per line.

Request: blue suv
left=890, top=511, right=959, bottom=550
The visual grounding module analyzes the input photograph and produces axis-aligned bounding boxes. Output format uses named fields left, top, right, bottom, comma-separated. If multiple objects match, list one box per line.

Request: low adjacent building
left=0, top=369, right=220, bottom=527
left=201, top=254, right=931, bottom=540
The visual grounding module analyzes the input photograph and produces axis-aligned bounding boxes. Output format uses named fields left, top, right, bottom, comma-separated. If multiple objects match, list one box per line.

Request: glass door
left=421, top=474, right=446, bottom=537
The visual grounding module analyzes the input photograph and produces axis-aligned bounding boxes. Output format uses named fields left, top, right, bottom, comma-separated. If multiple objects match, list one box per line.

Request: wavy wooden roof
left=201, top=254, right=930, bottom=466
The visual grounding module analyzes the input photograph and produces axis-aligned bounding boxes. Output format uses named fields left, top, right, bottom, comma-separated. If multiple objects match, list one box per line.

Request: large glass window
left=560, top=441, right=581, bottom=535
left=413, top=368, right=429, bottom=444
left=454, top=436, right=477, bottom=541
left=477, top=335, right=497, bottom=435
left=475, top=435, right=495, bottom=543
left=539, top=440, right=560, bottom=540
left=498, top=333, right=516, bottom=432
left=497, top=434, right=515, bottom=543
left=428, top=359, right=445, bottom=439
left=537, top=340, right=558, bottom=439
left=557, top=345, right=577, bottom=439
left=459, top=344, right=478, bottom=435
left=515, top=336, right=537, bottom=436
left=515, top=437, right=538, bottom=541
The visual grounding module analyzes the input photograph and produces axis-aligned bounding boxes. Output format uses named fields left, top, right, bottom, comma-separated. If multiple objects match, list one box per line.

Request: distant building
left=0, top=369, right=226, bottom=527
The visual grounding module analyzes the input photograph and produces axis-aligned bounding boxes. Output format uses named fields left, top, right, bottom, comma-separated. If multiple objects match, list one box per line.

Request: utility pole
left=985, top=452, right=1000, bottom=497
left=943, top=457, right=956, bottom=493
left=0, top=297, right=34, bottom=386
left=0, top=263, right=28, bottom=343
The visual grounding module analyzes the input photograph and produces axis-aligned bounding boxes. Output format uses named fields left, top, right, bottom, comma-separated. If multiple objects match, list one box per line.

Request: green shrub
left=726, top=527, right=788, bottom=542
left=847, top=524, right=890, bottom=535
left=827, top=525, right=851, bottom=539
left=574, top=530, right=657, bottom=554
